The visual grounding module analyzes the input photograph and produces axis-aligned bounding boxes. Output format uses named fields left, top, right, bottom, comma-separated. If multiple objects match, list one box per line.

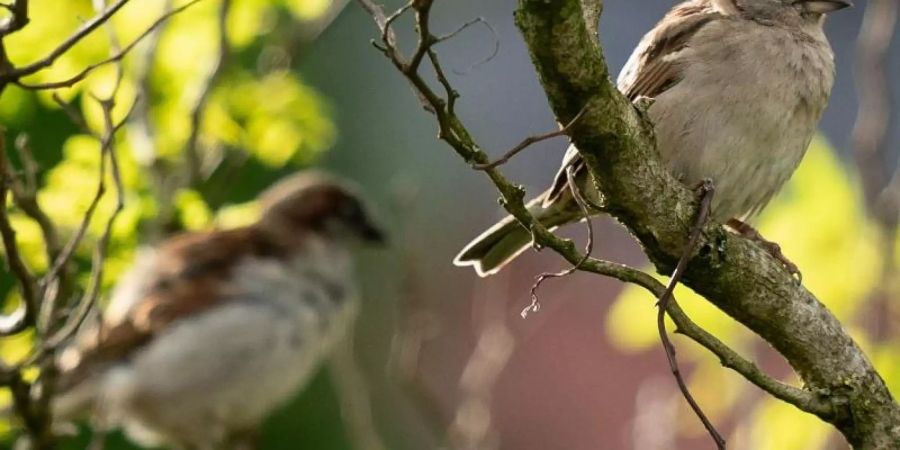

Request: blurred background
left=0, top=0, right=898, bottom=449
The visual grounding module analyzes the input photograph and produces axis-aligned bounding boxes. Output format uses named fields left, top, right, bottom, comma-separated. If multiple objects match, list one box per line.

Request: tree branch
left=514, top=0, right=900, bottom=447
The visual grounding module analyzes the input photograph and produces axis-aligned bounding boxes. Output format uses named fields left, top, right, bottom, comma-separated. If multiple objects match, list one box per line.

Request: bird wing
left=545, top=2, right=724, bottom=205
left=57, top=227, right=281, bottom=391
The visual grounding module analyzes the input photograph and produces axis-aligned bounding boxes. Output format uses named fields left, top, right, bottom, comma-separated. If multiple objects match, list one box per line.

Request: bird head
left=257, top=172, right=386, bottom=246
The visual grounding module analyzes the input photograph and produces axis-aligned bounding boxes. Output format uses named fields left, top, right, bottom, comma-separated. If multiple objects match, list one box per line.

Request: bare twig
left=474, top=108, right=586, bottom=171
left=380, top=2, right=411, bottom=49
left=43, top=96, right=134, bottom=351
left=426, top=49, right=460, bottom=115
left=654, top=180, right=724, bottom=450
left=126, top=0, right=171, bottom=241
left=406, top=0, right=434, bottom=75
left=51, top=93, right=89, bottom=132
left=14, top=0, right=203, bottom=90
left=38, top=148, right=109, bottom=327
left=7, top=135, right=68, bottom=333
left=435, top=16, right=494, bottom=46
left=37, top=13, right=134, bottom=353
left=437, top=17, right=500, bottom=76
left=24, top=16, right=132, bottom=442
left=3, top=0, right=131, bottom=79
left=40, top=92, right=132, bottom=308
left=183, top=0, right=230, bottom=185
left=521, top=165, right=594, bottom=317
left=0, top=132, right=37, bottom=335
left=47, top=66, right=129, bottom=356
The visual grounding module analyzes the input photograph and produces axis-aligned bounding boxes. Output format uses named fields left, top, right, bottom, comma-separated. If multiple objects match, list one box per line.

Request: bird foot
left=727, top=219, right=801, bottom=282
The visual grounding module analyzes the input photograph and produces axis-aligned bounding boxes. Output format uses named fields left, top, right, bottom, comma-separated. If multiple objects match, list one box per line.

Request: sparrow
left=52, top=171, right=384, bottom=449
left=454, top=0, right=850, bottom=277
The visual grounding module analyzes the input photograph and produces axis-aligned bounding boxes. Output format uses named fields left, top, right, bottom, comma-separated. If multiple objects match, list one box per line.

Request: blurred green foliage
left=0, top=0, right=345, bottom=447
left=606, top=137, right=897, bottom=449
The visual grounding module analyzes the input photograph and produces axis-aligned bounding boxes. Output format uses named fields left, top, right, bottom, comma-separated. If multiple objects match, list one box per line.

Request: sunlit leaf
left=175, top=189, right=213, bottom=231
left=215, top=200, right=261, bottom=228
left=284, top=0, right=333, bottom=20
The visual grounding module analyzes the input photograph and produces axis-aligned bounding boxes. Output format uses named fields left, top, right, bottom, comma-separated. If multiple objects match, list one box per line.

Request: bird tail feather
left=453, top=195, right=578, bottom=277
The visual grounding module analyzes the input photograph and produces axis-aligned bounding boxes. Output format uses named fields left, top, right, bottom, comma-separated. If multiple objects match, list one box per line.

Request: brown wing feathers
left=58, top=227, right=288, bottom=389
left=619, top=3, right=720, bottom=101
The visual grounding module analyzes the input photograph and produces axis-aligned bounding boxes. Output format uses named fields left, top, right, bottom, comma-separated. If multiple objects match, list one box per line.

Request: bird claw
left=758, top=239, right=802, bottom=283
left=727, top=218, right=802, bottom=282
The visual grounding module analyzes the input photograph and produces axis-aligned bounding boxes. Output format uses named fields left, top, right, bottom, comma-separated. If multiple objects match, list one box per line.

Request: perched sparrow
left=53, top=172, right=384, bottom=449
left=455, top=0, right=849, bottom=277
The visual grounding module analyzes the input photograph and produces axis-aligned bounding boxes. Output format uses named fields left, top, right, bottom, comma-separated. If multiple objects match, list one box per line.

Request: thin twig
left=3, top=0, right=131, bottom=79
left=25, top=16, right=132, bottom=439
left=426, top=49, right=459, bottom=115
left=654, top=179, right=724, bottom=450
left=407, top=0, right=435, bottom=75
left=0, top=132, right=37, bottom=334
left=434, top=17, right=500, bottom=76
left=435, top=16, right=492, bottom=45
left=51, top=93, right=89, bottom=132
left=521, top=165, right=594, bottom=318
left=7, top=135, right=68, bottom=332
left=126, top=0, right=170, bottom=240
left=183, top=0, right=230, bottom=185
left=380, top=2, right=411, bottom=48
left=39, top=94, right=130, bottom=304
left=474, top=108, right=586, bottom=170
left=11, top=141, right=60, bottom=261
left=43, top=98, right=134, bottom=351
left=36, top=21, right=135, bottom=352
left=15, top=0, right=203, bottom=90
left=38, top=150, right=109, bottom=324
left=7, top=135, right=59, bottom=266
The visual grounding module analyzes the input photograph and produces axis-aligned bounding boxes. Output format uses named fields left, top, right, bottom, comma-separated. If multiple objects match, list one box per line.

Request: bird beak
left=797, top=0, right=853, bottom=14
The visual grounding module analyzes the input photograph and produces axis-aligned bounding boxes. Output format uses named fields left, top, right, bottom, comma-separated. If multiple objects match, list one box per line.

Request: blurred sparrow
left=455, top=0, right=850, bottom=276
left=54, top=172, right=384, bottom=449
